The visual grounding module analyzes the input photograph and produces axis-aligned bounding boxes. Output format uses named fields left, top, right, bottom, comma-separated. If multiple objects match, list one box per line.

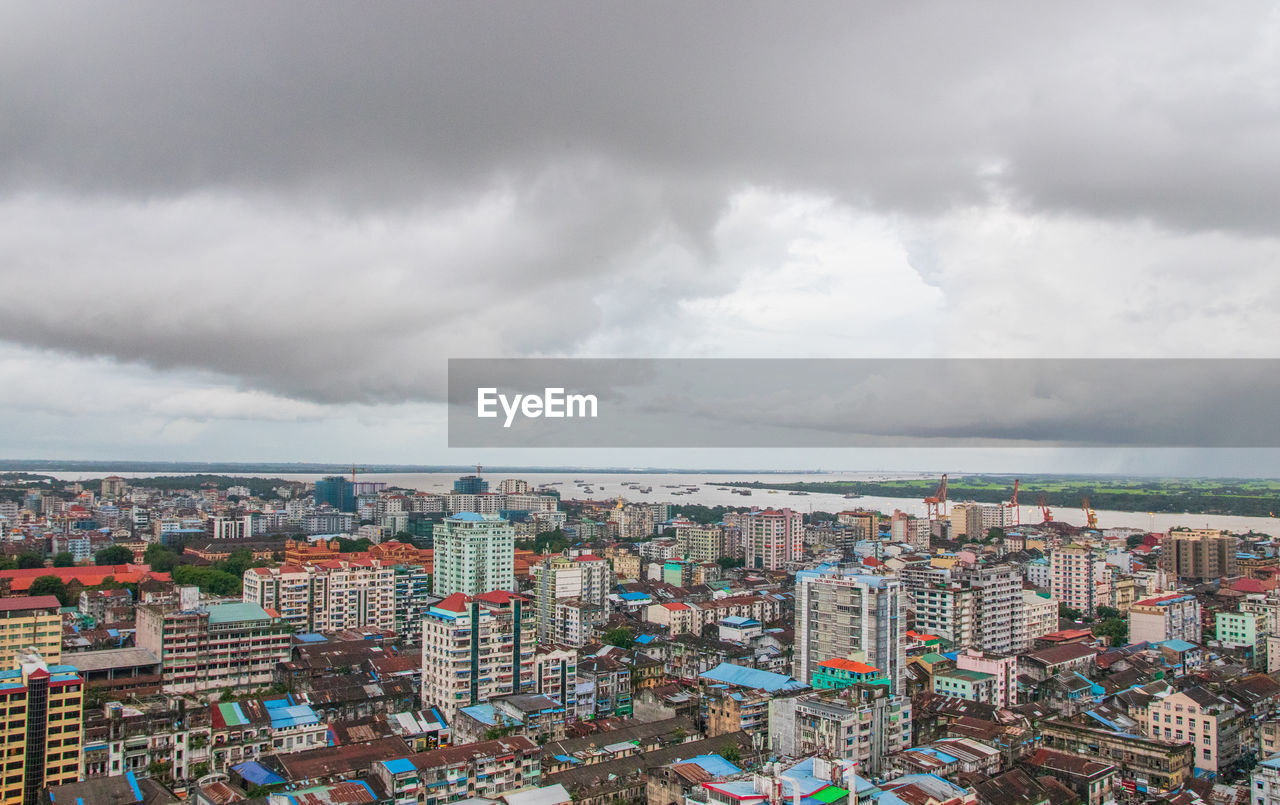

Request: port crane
left=1038, top=494, right=1054, bottom=523
left=350, top=464, right=365, bottom=485
left=1082, top=496, right=1098, bottom=529
left=924, top=474, right=948, bottom=520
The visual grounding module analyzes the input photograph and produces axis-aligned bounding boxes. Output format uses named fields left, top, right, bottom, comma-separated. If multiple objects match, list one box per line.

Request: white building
left=795, top=567, right=906, bottom=693
left=243, top=560, right=396, bottom=632
left=433, top=512, right=516, bottom=597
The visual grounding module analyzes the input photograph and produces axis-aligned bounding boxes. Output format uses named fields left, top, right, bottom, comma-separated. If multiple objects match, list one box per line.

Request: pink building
left=955, top=649, right=1018, bottom=708
left=743, top=508, right=803, bottom=571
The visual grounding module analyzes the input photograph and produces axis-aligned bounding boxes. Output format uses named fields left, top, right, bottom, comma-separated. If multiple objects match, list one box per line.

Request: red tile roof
left=818, top=658, right=880, bottom=674
left=435, top=593, right=472, bottom=612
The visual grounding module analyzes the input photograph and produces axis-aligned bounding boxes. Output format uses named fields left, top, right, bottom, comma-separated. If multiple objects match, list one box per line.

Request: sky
left=3, top=2, right=1280, bottom=473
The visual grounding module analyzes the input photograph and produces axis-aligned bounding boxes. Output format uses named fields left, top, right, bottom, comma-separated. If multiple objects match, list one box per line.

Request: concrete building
left=0, top=596, right=63, bottom=664
left=242, top=559, right=397, bottom=633
left=675, top=522, right=727, bottom=563
left=1161, top=529, right=1238, bottom=581
left=1022, top=590, right=1059, bottom=648
left=1141, top=686, right=1243, bottom=778
left=532, top=554, right=613, bottom=644
left=0, top=653, right=83, bottom=805
left=369, top=736, right=540, bottom=805
left=1217, top=611, right=1269, bottom=669
left=135, top=594, right=292, bottom=694
left=743, top=508, right=804, bottom=571
left=433, top=512, right=516, bottom=597
left=769, top=686, right=911, bottom=775
left=1051, top=543, right=1111, bottom=616
left=955, top=649, right=1018, bottom=708
left=1129, top=593, right=1202, bottom=645
left=795, top=567, right=906, bottom=694
left=420, top=591, right=534, bottom=720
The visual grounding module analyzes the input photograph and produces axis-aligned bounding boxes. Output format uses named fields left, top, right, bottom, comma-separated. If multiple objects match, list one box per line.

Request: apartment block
left=743, top=508, right=804, bottom=571
left=135, top=595, right=292, bottom=694
left=432, top=513, right=516, bottom=598
left=420, top=591, right=535, bottom=721
left=795, top=567, right=906, bottom=694
left=243, top=559, right=396, bottom=633
left=1130, top=593, right=1202, bottom=645
left=0, top=653, right=83, bottom=805
left=0, top=597, right=62, bottom=664
left=1051, top=544, right=1111, bottom=616
left=769, top=685, right=912, bottom=776
left=1161, top=529, right=1238, bottom=581
left=532, top=554, right=613, bottom=645
left=370, top=736, right=541, bottom=805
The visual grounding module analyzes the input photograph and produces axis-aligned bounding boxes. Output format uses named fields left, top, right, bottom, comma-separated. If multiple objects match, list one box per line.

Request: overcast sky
left=3, top=2, right=1280, bottom=473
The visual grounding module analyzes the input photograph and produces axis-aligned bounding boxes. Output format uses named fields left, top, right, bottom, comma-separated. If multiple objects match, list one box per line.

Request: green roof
left=813, top=787, right=849, bottom=803
left=208, top=602, right=272, bottom=624
left=939, top=668, right=995, bottom=682
left=919, top=652, right=949, bottom=664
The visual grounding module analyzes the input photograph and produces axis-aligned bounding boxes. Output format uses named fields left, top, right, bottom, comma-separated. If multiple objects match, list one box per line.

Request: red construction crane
left=1038, top=494, right=1054, bottom=523
left=925, top=474, right=949, bottom=520
left=350, top=464, right=365, bottom=485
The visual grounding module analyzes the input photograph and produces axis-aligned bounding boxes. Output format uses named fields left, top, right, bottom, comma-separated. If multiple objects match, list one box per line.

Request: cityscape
left=0, top=469, right=1279, bottom=805
left=6, top=3, right=1280, bottom=805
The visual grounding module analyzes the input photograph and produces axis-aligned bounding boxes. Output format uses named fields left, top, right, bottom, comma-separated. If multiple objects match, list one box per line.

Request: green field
left=724, top=475, right=1280, bottom=519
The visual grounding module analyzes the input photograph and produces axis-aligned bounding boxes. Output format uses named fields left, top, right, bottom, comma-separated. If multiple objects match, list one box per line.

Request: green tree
left=52, top=552, right=75, bottom=567
left=604, top=627, right=635, bottom=649
left=722, top=745, right=742, bottom=764
left=1126, top=534, right=1146, bottom=549
left=0, top=557, right=15, bottom=571
left=1093, top=618, right=1129, bottom=645
left=985, top=527, right=1005, bottom=543
left=1095, top=606, right=1121, bottom=621
left=717, top=556, right=745, bottom=570
left=172, top=565, right=241, bottom=596
left=144, top=543, right=181, bottom=573
left=216, top=548, right=255, bottom=578
left=1059, top=603, right=1084, bottom=622
left=16, top=552, right=43, bottom=569
left=29, top=575, right=72, bottom=606
left=95, top=544, right=135, bottom=565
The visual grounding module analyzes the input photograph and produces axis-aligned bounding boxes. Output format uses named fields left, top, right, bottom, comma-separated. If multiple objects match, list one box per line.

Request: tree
left=1095, top=606, right=1121, bottom=621
left=95, top=545, right=134, bottom=565
left=1093, top=618, right=1129, bottom=645
left=144, top=543, right=180, bottom=573
left=29, top=575, right=72, bottom=606
left=985, top=527, right=1005, bottom=543
left=172, top=565, right=241, bottom=596
left=52, top=552, right=75, bottom=567
left=721, top=745, right=742, bottom=765
left=604, top=627, right=635, bottom=649
left=16, top=552, right=43, bottom=569
left=1059, top=603, right=1084, bottom=622
left=1126, top=533, right=1147, bottom=549
left=717, top=556, right=745, bottom=570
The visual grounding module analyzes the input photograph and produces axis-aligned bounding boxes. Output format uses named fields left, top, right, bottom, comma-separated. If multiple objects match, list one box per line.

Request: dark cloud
left=2, top=2, right=1277, bottom=231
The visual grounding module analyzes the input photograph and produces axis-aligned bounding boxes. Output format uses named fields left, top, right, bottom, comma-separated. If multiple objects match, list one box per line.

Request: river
left=33, top=469, right=1280, bottom=536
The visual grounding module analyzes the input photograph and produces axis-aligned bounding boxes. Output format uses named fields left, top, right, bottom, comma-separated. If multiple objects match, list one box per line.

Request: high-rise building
left=0, top=597, right=63, bottom=664
left=795, top=567, right=906, bottom=694
left=432, top=513, right=516, bottom=597
left=1051, top=544, right=1112, bottom=616
left=0, top=653, right=83, bottom=805
left=1161, top=529, right=1238, bottom=581
left=314, top=476, right=355, bottom=513
left=100, top=475, right=127, bottom=500
left=743, top=508, right=804, bottom=571
left=452, top=475, right=489, bottom=495
left=135, top=594, right=292, bottom=694
left=674, top=522, right=726, bottom=562
left=498, top=479, right=530, bottom=495
left=958, top=563, right=1024, bottom=654
left=531, top=554, right=613, bottom=645
left=1021, top=590, right=1059, bottom=648
left=243, top=560, right=397, bottom=633
left=420, top=591, right=535, bottom=720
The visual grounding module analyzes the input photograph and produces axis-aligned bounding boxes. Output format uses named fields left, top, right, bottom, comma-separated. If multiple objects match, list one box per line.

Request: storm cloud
left=2, top=1, right=1280, bottom=461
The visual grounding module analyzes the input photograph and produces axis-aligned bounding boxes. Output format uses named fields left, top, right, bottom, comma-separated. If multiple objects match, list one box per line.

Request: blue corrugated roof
left=381, top=757, right=417, bottom=774
left=233, top=761, right=286, bottom=786
left=634, top=634, right=655, bottom=644
left=269, top=704, right=319, bottom=729
left=296, top=633, right=328, bottom=643
left=699, top=662, right=807, bottom=693
left=618, top=592, right=650, bottom=601
left=680, top=754, right=742, bottom=777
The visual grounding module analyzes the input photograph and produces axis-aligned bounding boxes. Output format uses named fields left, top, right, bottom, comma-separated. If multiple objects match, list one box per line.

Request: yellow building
left=0, top=597, right=62, bottom=664
left=0, top=653, right=84, bottom=805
